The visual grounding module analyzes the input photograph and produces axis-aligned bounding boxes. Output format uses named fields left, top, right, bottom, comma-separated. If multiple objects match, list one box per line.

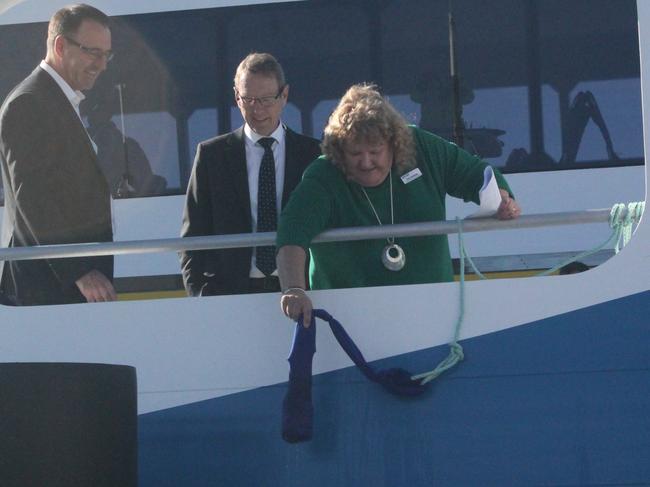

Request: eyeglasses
left=64, top=35, right=114, bottom=62
left=235, top=86, right=285, bottom=107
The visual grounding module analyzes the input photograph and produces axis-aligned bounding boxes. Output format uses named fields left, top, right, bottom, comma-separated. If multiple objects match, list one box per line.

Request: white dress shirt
left=39, top=60, right=97, bottom=153
left=244, top=122, right=287, bottom=277
left=40, top=60, right=85, bottom=119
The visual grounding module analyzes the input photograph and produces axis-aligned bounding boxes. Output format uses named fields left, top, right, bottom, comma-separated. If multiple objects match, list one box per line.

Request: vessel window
left=188, top=108, right=219, bottom=164
left=118, top=111, right=179, bottom=193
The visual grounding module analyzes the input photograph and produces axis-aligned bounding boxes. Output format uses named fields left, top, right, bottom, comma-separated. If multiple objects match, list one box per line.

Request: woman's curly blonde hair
left=322, top=84, right=416, bottom=176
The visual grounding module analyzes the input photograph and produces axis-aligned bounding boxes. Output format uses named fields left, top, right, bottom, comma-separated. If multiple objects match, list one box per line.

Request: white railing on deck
left=0, top=208, right=619, bottom=262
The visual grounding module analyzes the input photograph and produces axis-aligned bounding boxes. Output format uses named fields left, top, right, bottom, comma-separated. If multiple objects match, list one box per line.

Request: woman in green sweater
left=277, top=84, right=520, bottom=324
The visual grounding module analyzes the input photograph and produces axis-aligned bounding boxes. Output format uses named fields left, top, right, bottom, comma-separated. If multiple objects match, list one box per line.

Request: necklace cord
left=361, top=168, right=395, bottom=244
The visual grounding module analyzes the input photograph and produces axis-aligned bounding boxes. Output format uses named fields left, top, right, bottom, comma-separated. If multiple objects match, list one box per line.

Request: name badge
left=400, top=168, right=422, bottom=184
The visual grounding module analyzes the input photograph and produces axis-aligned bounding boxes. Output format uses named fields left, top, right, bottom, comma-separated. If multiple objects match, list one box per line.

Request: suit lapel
left=224, top=127, right=252, bottom=229
left=35, top=68, right=98, bottom=162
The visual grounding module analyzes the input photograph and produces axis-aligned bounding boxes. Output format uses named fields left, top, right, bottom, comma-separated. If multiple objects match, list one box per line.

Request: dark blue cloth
left=282, top=317, right=315, bottom=443
left=282, top=309, right=427, bottom=442
left=310, top=309, right=427, bottom=396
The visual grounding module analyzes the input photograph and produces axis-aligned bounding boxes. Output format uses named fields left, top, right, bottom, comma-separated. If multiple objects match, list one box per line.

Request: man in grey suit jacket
left=181, top=53, right=321, bottom=296
left=0, top=4, right=116, bottom=305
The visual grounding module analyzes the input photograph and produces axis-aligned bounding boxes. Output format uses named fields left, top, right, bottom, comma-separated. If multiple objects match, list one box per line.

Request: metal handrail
left=0, top=208, right=615, bottom=262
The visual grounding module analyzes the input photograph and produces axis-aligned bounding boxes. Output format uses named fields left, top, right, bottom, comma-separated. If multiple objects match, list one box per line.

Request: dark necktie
left=256, top=137, right=277, bottom=276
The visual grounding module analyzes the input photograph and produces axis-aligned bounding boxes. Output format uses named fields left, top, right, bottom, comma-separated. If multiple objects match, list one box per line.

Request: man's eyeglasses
left=64, top=36, right=114, bottom=62
left=235, top=87, right=285, bottom=107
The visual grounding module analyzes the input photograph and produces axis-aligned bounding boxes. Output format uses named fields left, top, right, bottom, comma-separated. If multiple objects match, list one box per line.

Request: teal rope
left=537, top=201, right=644, bottom=276
left=412, top=217, right=466, bottom=384
left=413, top=202, right=644, bottom=385
left=614, top=201, right=645, bottom=253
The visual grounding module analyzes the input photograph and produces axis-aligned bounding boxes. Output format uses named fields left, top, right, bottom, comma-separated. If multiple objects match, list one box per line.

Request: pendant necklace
left=360, top=168, right=406, bottom=271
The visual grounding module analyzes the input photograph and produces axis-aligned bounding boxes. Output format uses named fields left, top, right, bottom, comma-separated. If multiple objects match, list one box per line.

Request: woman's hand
left=496, top=189, right=521, bottom=220
left=277, top=245, right=312, bottom=326
left=280, top=288, right=313, bottom=327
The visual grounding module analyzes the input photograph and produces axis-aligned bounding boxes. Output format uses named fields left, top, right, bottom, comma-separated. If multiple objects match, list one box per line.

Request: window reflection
left=312, top=99, right=338, bottom=140
left=0, top=0, right=643, bottom=208
left=117, top=112, right=178, bottom=191
left=463, top=86, right=531, bottom=167
left=542, top=85, right=562, bottom=163
left=86, top=107, right=169, bottom=198
left=570, top=79, right=643, bottom=163
left=188, top=108, right=219, bottom=163
left=385, top=94, right=420, bottom=126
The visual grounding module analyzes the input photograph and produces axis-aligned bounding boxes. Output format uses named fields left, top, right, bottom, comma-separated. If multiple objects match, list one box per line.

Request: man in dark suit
left=0, top=4, right=116, bottom=305
left=181, top=53, right=321, bottom=296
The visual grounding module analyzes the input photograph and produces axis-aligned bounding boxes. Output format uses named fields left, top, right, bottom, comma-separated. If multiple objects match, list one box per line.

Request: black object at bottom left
left=0, top=362, right=137, bottom=487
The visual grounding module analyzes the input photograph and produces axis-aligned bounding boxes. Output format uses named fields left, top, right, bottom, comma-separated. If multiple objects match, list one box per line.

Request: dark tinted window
left=0, top=0, right=641, bottom=202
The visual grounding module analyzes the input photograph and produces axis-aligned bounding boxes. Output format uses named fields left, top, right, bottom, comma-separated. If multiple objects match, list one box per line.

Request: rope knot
left=450, top=342, right=464, bottom=362
left=610, top=201, right=644, bottom=253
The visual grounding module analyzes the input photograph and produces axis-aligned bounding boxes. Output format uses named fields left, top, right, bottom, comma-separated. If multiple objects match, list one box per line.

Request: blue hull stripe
left=139, top=290, right=650, bottom=486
